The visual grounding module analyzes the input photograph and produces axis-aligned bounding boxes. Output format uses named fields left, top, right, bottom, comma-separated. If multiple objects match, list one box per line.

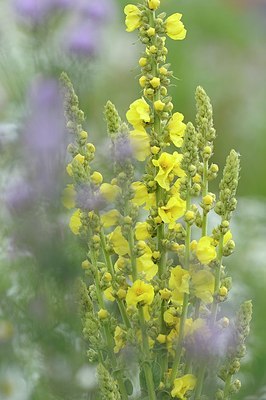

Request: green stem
left=90, top=249, right=128, bottom=399
left=170, top=181, right=191, bottom=385
left=139, top=307, right=156, bottom=400
left=201, top=158, right=209, bottom=237
left=99, top=229, right=131, bottom=329
left=223, top=375, right=232, bottom=399
left=128, top=230, right=137, bottom=281
left=193, top=366, right=206, bottom=400
left=211, top=233, right=224, bottom=325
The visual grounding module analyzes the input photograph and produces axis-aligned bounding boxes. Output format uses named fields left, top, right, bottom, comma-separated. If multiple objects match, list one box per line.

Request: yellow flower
left=124, top=4, right=142, bottom=32
left=62, top=184, right=76, bottom=209
left=169, top=266, right=190, bottom=294
left=98, top=309, right=108, bottom=319
left=91, top=171, right=103, bottom=185
left=136, top=242, right=158, bottom=281
left=100, top=183, right=121, bottom=202
left=73, top=153, right=85, bottom=164
left=104, top=286, right=115, bottom=302
left=224, top=230, right=232, bottom=244
left=171, top=374, right=196, bottom=399
left=129, top=129, right=151, bottom=161
left=101, top=209, right=120, bottom=228
left=150, top=77, right=160, bottom=88
left=196, top=236, right=217, bottom=264
left=126, top=280, right=154, bottom=307
left=114, top=326, right=126, bottom=353
left=159, top=196, right=186, bottom=228
left=153, top=152, right=184, bottom=191
left=154, top=100, right=165, bottom=111
left=164, top=307, right=179, bottom=326
left=126, top=98, right=150, bottom=130
left=109, top=227, right=129, bottom=256
left=131, top=181, right=156, bottom=209
left=191, top=270, right=215, bottom=304
left=165, top=13, right=187, bottom=41
left=148, top=0, right=160, bottom=10
left=69, top=209, right=82, bottom=235
left=135, top=222, right=151, bottom=241
left=167, top=112, right=186, bottom=147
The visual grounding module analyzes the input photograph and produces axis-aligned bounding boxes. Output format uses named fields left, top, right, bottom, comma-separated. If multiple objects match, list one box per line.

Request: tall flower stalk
left=62, top=1, right=252, bottom=399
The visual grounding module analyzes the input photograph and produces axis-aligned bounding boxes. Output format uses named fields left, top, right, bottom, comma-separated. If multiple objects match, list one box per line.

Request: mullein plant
left=61, top=0, right=252, bottom=399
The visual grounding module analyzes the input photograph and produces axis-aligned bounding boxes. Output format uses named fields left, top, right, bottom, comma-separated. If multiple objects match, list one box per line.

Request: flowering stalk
left=62, top=1, right=252, bottom=399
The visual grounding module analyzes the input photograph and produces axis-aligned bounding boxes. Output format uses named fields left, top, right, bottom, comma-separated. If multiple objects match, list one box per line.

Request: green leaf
left=152, top=361, right=162, bottom=389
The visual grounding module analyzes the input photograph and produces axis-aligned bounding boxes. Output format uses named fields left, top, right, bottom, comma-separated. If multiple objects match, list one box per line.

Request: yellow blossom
left=165, top=13, right=187, bottom=41
left=196, top=236, right=217, bottom=264
left=131, top=181, right=156, bottom=209
left=104, top=286, right=115, bottom=302
left=62, top=184, right=76, bottom=209
left=114, top=326, right=126, bottom=353
left=98, top=309, right=108, bottom=319
left=148, top=0, right=160, bottom=10
left=101, top=209, right=120, bottom=228
left=152, top=152, right=184, bottom=190
left=159, top=196, right=186, bottom=228
left=139, top=57, right=147, bottom=67
left=73, top=153, right=85, bottom=164
left=167, top=112, right=186, bottom=147
left=191, top=270, right=215, bottom=304
left=169, top=266, right=190, bottom=294
left=124, top=4, right=142, bottom=32
left=171, top=374, right=196, bottom=399
left=154, top=100, right=165, bottom=111
left=139, top=76, right=147, bottom=88
left=126, top=280, right=154, bottom=308
left=164, top=307, right=179, bottom=326
left=109, top=226, right=130, bottom=256
left=69, top=209, right=82, bottom=235
left=100, top=183, right=121, bottom=202
left=126, top=98, right=150, bottom=130
left=135, top=221, right=151, bottom=240
left=150, top=77, right=160, bottom=88
left=157, top=334, right=166, bottom=344
left=91, top=171, right=103, bottom=185
left=136, top=242, right=158, bottom=280
left=129, top=129, right=151, bottom=161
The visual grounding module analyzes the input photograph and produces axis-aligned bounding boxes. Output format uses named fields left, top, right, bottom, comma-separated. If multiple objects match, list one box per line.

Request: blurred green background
left=0, top=0, right=265, bottom=398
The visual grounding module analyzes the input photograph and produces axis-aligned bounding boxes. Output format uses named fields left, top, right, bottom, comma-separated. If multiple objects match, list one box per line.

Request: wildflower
left=124, top=4, right=142, bottom=32
left=91, top=171, right=103, bottom=185
left=101, top=209, right=120, bottom=228
left=109, top=226, right=130, bottom=256
left=135, top=222, right=151, bottom=241
left=136, top=242, right=158, bottom=280
left=153, top=152, right=184, bottom=190
left=62, top=184, right=76, bottom=209
left=165, top=13, right=187, bottom=41
left=129, top=129, right=151, bottom=161
left=114, top=326, right=126, bottom=353
left=69, top=209, right=82, bottom=235
left=171, top=374, right=196, bottom=399
left=126, top=98, right=150, bottom=130
left=196, top=236, right=217, bottom=264
left=100, top=183, right=121, bottom=202
left=131, top=181, right=156, bottom=209
left=104, top=286, right=115, bottom=301
left=191, top=270, right=215, bottom=304
left=158, top=196, right=186, bottom=228
left=167, top=112, right=186, bottom=147
left=148, top=0, right=160, bottom=10
left=126, top=280, right=154, bottom=307
left=169, top=266, right=190, bottom=294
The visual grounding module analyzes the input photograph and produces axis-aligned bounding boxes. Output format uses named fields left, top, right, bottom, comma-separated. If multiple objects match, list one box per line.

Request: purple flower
left=5, top=178, right=34, bottom=213
left=75, top=184, right=105, bottom=211
left=22, top=76, right=67, bottom=198
left=76, top=0, right=113, bottom=21
left=65, top=20, right=99, bottom=56
left=13, top=0, right=70, bottom=24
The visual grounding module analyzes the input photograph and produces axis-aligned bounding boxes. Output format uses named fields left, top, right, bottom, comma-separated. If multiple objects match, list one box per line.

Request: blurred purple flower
left=66, top=20, right=99, bottom=56
left=5, top=178, right=34, bottom=213
left=13, top=0, right=68, bottom=23
left=75, top=184, right=105, bottom=211
left=76, top=0, right=113, bottom=21
left=114, top=135, right=133, bottom=163
left=22, top=76, right=67, bottom=198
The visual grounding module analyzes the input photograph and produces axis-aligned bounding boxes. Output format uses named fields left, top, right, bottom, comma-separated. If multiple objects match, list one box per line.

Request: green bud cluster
left=215, top=150, right=240, bottom=221
left=97, top=364, right=122, bottom=400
